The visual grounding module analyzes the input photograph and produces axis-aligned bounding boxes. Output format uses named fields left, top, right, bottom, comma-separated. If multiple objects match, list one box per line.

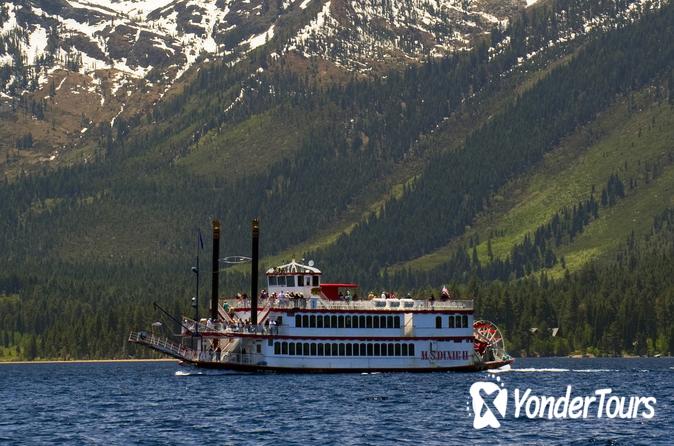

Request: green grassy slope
left=398, top=88, right=674, bottom=275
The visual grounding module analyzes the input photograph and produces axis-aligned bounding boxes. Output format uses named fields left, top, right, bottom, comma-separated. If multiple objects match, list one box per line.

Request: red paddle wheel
left=473, top=320, right=507, bottom=362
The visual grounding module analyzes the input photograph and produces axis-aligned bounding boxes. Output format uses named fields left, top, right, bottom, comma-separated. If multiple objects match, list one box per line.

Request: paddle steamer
left=129, top=220, right=512, bottom=372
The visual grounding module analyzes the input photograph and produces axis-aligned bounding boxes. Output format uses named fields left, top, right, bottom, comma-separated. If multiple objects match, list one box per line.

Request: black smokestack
left=211, top=219, right=221, bottom=321
left=251, top=219, right=260, bottom=325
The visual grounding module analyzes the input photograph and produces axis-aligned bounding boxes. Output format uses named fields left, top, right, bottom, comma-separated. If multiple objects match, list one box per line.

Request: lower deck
left=199, top=335, right=477, bottom=370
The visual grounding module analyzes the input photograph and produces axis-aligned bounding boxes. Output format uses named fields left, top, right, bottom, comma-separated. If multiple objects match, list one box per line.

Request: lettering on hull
left=421, top=350, right=470, bottom=361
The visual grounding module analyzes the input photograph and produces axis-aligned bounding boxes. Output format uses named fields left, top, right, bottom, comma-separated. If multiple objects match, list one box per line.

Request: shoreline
left=0, top=359, right=178, bottom=365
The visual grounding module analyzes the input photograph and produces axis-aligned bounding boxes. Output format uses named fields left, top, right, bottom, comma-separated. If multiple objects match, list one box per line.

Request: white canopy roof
left=265, top=259, right=321, bottom=275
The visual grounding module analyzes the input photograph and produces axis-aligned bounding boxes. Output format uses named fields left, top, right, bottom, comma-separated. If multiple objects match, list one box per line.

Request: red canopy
left=320, top=283, right=359, bottom=301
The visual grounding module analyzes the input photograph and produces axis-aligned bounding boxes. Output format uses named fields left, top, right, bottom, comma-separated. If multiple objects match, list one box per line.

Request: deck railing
left=220, top=298, right=473, bottom=312
left=181, top=319, right=279, bottom=336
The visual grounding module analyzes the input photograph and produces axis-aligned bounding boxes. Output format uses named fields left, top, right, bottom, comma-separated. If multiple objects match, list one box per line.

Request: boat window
left=388, top=344, right=394, bottom=356
left=332, top=344, right=338, bottom=356
left=286, top=276, right=295, bottom=287
left=338, top=316, right=344, bottom=328
left=317, top=315, right=324, bottom=328
left=401, top=344, right=408, bottom=356
left=289, top=343, right=296, bottom=355
left=366, top=316, right=372, bottom=328
left=331, top=315, right=338, bottom=328
left=352, top=344, right=359, bottom=356
left=295, top=315, right=301, bottom=327
left=462, top=315, right=468, bottom=328
left=409, top=344, right=415, bottom=356
left=436, top=316, right=442, bottom=329
left=297, top=343, right=303, bottom=355
left=367, top=344, right=374, bottom=356
left=352, top=316, right=359, bottom=328
left=324, top=315, right=331, bottom=328
left=455, top=315, right=461, bottom=328
left=360, top=316, right=366, bottom=328
left=448, top=316, right=455, bottom=328
left=274, top=342, right=281, bottom=354
left=360, top=343, right=367, bottom=356
left=312, top=276, right=319, bottom=286
left=282, top=342, right=288, bottom=354
left=374, top=344, right=381, bottom=356
left=373, top=317, right=380, bottom=329
left=305, top=276, right=311, bottom=286
left=379, top=316, right=386, bottom=328
left=303, top=343, right=310, bottom=356
left=269, top=276, right=277, bottom=286
left=311, top=343, right=317, bottom=356
left=346, top=343, right=352, bottom=356
left=302, top=315, right=309, bottom=328
left=394, top=343, right=401, bottom=356
left=309, top=315, right=316, bottom=328
left=277, top=276, right=286, bottom=286
left=387, top=316, right=394, bottom=329
left=324, top=343, right=331, bottom=356
left=345, top=316, right=352, bottom=328
left=256, top=344, right=261, bottom=354
left=276, top=316, right=283, bottom=326
left=318, top=343, right=324, bottom=356
left=394, top=316, right=401, bottom=329
left=338, top=343, right=345, bottom=356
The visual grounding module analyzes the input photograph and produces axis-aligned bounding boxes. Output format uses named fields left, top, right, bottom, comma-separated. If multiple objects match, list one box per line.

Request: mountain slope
left=1, top=0, right=674, bottom=360
left=397, top=86, right=674, bottom=277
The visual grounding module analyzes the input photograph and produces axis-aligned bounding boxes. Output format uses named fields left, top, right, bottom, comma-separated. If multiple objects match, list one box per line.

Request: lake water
left=1, top=358, right=672, bottom=445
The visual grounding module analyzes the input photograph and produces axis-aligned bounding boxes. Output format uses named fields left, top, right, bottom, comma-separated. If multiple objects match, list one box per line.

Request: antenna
left=220, top=256, right=252, bottom=264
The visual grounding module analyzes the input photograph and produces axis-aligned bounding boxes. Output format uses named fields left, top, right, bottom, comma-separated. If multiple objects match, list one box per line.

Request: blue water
left=1, top=358, right=672, bottom=445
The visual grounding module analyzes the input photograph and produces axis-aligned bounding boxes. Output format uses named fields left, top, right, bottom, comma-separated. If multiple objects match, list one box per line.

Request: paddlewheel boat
left=129, top=220, right=513, bottom=372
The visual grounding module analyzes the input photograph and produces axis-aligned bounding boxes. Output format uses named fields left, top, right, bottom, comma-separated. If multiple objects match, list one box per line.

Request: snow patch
left=245, top=24, right=275, bottom=50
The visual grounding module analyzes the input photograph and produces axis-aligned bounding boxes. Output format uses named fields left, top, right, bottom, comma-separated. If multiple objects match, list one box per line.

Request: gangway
left=128, top=331, right=197, bottom=362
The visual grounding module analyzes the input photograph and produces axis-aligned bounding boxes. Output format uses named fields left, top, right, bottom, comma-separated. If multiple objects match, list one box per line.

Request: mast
left=192, top=230, right=202, bottom=335
left=211, top=219, right=221, bottom=321
left=251, top=218, right=260, bottom=325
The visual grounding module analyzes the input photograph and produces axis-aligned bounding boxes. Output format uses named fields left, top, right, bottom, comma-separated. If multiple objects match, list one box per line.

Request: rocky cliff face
left=0, top=0, right=524, bottom=99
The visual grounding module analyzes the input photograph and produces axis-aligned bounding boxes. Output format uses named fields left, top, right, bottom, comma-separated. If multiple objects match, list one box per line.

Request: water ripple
left=0, top=357, right=672, bottom=445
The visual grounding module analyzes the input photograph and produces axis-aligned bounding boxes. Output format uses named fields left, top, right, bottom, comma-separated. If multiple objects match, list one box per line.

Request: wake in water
left=175, top=370, right=202, bottom=376
left=489, top=367, right=619, bottom=373
left=174, top=369, right=247, bottom=377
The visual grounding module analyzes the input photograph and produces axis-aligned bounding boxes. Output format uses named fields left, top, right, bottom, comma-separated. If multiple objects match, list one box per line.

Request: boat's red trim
left=191, top=332, right=475, bottom=341
left=266, top=272, right=322, bottom=276
left=231, top=307, right=473, bottom=314
left=184, top=359, right=514, bottom=373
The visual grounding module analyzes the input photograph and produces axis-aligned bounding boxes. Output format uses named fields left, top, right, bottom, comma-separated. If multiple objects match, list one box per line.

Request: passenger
left=381, top=291, right=387, bottom=300
left=429, top=294, right=436, bottom=307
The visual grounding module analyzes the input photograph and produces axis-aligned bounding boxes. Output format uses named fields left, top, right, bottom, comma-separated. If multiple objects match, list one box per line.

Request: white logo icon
left=470, top=381, right=508, bottom=429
